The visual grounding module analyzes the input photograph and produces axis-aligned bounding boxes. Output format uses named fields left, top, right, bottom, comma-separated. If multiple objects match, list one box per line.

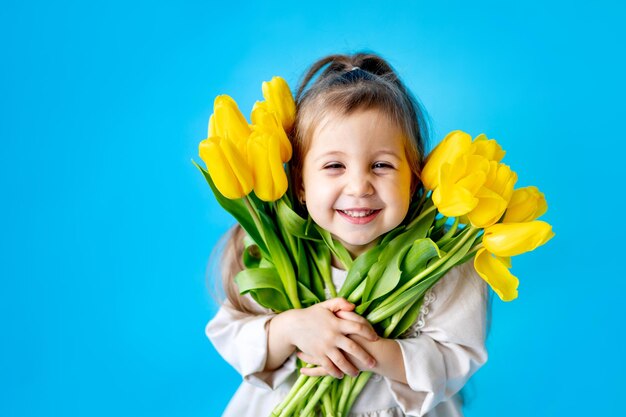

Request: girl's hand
left=283, top=298, right=378, bottom=378
left=297, top=309, right=379, bottom=377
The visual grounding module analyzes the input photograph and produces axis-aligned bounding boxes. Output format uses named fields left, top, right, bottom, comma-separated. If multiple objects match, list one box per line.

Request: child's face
left=301, top=108, right=413, bottom=258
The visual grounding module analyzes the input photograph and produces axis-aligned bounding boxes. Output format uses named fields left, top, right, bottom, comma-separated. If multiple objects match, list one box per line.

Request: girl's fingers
left=300, top=366, right=331, bottom=377
left=337, top=336, right=377, bottom=370
left=296, top=351, right=319, bottom=366
left=317, top=297, right=354, bottom=313
left=338, top=316, right=379, bottom=341
left=334, top=310, right=366, bottom=323
left=297, top=352, right=343, bottom=378
left=327, top=348, right=359, bottom=377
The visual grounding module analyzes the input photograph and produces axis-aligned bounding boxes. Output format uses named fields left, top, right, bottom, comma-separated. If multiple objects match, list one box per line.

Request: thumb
left=319, top=297, right=355, bottom=313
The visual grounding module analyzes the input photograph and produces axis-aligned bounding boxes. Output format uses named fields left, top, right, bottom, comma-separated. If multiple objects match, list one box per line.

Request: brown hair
left=213, top=52, right=430, bottom=311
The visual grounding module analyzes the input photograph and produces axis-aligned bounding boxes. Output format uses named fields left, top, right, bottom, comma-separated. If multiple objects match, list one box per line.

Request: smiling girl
left=206, top=53, right=489, bottom=417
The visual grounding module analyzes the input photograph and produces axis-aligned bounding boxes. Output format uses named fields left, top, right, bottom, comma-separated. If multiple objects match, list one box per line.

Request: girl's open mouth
left=337, top=209, right=382, bottom=224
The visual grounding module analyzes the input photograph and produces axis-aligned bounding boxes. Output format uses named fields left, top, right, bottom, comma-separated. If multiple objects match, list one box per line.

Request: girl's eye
left=372, top=162, right=394, bottom=170
left=323, top=162, right=345, bottom=170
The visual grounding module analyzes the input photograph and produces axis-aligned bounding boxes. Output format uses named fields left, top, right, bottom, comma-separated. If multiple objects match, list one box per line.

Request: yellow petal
left=503, top=186, right=548, bottom=223
left=474, top=248, right=519, bottom=301
left=208, top=114, right=216, bottom=137
left=433, top=162, right=480, bottom=216
left=251, top=103, right=292, bottom=162
left=466, top=187, right=508, bottom=228
left=466, top=162, right=517, bottom=227
left=262, top=76, right=296, bottom=132
left=433, top=182, right=479, bottom=217
left=483, top=221, right=555, bottom=257
left=248, top=132, right=289, bottom=202
left=469, top=134, right=506, bottom=162
left=199, top=136, right=254, bottom=199
left=213, top=95, right=252, bottom=153
left=422, top=130, right=472, bottom=190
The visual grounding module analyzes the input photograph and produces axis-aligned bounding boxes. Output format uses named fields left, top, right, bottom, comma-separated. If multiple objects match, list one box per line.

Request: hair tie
left=337, top=66, right=375, bottom=83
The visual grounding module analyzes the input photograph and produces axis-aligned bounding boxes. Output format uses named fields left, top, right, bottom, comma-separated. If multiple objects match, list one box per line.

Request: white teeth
left=340, top=209, right=376, bottom=218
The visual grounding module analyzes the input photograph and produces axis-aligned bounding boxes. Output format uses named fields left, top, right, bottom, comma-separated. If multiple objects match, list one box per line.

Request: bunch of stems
left=270, top=193, right=484, bottom=416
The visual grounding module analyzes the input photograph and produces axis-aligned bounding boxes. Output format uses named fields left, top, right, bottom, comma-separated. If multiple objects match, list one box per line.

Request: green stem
left=300, top=376, right=334, bottom=416
left=244, top=197, right=301, bottom=309
left=406, top=203, right=437, bottom=229
left=336, top=376, right=355, bottom=417
left=367, top=225, right=479, bottom=323
left=322, top=390, right=335, bottom=417
left=382, top=299, right=416, bottom=338
left=278, top=376, right=321, bottom=417
left=270, top=366, right=313, bottom=416
left=343, top=372, right=373, bottom=415
left=347, top=280, right=366, bottom=303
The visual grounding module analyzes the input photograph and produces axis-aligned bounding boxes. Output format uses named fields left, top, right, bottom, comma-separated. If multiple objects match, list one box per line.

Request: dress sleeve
left=205, top=297, right=297, bottom=390
left=384, top=260, right=489, bottom=416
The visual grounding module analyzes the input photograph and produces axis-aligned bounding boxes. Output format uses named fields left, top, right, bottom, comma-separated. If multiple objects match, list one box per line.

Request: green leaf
left=366, top=269, right=446, bottom=323
left=315, top=225, right=353, bottom=269
left=362, top=225, right=437, bottom=304
left=303, top=240, right=335, bottom=299
left=407, top=205, right=437, bottom=239
left=386, top=298, right=422, bottom=339
left=193, top=160, right=268, bottom=255
left=338, top=245, right=383, bottom=298
left=234, top=267, right=291, bottom=312
left=365, top=245, right=408, bottom=302
left=400, top=238, right=441, bottom=280
left=297, top=282, right=320, bottom=306
left=276, top=199, right=322, bottom=241
left=242, top=242, right=261, bottom=269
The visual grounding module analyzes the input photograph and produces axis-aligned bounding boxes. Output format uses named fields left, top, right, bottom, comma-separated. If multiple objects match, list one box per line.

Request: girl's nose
left=345, top=171, right=374, bottom=197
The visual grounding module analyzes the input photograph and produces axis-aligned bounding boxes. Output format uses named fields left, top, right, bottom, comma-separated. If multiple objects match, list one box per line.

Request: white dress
left=206, top=260, right=489, bottom=417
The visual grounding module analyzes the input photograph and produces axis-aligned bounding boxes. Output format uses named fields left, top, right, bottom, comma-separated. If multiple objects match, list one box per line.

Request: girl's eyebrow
left=313, top=150, right=402, bottom=161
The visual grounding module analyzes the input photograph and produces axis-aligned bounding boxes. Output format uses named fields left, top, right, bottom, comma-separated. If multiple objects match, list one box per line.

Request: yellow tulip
left=261, top=76, right=296, bottom=132
left=466, top=162, right=517, bottom=228
left=474, top=248, right=519, bottom=301
left=251, top=103, right=292, bottom=162
left=199, top=136, right=254, bottom=199
left=432, top=155, right=489, bottom=217
left=247, top=131, right=289, bottom=202
left=503, top=186, right=548, bottom=223
left=482, top=221, right=555, bottom=257
left=422, top=130, right=473, bottom=190
left=469, top=133, right=506, bottom=162
left=211, top=95, right=252, bottom=154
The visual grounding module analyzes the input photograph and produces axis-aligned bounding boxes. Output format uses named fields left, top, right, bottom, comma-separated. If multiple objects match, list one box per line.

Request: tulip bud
left=482, top=221, right=555, bottom=257
left=422, top=130, right=473, bottom=190
left=251, top=103, right=292, bottom=162
left=212, top=95, right=252, bottom=154
left=503, top=186, right=548, bottom=223
left=474, top=248, right=519, bottom=301
left=247, top=131, right=289, bottom=202
left=469, top=134, right=506, bottom=162
left=261, top=76, right=296, bottom=132
left=199, top=136, right=254, bottom=199
left=432, top=155, right=489, bottom=217
left=466, top=162, right=517, bottom=228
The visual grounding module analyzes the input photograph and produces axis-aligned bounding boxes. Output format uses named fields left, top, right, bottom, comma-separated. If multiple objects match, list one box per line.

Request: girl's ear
left=297, top=185, right=306, bottom=205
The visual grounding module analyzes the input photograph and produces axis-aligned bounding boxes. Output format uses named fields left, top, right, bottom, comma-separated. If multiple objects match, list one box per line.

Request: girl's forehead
left=306, top=109, right=406, bottom=155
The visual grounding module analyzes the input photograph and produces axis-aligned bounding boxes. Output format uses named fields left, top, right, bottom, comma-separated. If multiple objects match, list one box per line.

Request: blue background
left=2, top=1, right=624, bottom=416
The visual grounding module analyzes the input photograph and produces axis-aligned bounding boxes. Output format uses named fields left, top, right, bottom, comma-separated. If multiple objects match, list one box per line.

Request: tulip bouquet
left=195, top=77, right=554, bottom=417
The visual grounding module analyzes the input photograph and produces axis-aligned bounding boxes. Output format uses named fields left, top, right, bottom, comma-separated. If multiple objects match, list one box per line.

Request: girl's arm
left=265, top=298, right=379, bottom=378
